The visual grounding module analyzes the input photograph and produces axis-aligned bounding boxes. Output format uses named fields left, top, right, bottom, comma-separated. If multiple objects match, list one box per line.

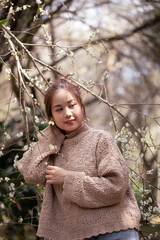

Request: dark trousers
left=84, top=229, right=140, bottom=240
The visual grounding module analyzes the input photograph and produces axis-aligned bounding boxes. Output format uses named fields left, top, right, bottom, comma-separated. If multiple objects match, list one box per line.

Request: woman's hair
left=44, top=78, right=85, bottom=120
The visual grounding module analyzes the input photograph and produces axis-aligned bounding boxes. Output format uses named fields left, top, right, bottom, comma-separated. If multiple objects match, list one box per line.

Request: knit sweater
left=17, top=123, right=141, bottom=240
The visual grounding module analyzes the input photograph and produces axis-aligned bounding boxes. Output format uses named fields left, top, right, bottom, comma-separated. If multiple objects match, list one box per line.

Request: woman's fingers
left=45, top=165, right=67, bottom=185
left=45, top=174, right=52, bottom=179
left=46, top=165, right=56, bottom=175
left=46, top=169, right=54, bottom=174
left=46, top=165, right=54, bottom=170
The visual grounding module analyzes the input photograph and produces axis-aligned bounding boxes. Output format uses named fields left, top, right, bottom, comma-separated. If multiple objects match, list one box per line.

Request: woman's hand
left=45, top=165, right=67, bottom=185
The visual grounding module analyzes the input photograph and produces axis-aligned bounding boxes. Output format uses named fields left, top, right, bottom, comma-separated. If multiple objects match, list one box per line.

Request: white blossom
left=15, top=6, right=22, bottom=12
left=41, top=121, right=47, bottom=124
left=34, top=116, right=39, bottom=123
left=9, top=182, right=15, bottom=191
left=5, top=67, right=11, bottom=75
left=13, top=155, right=19, bottom=168
left=39, top=8, right=49, bottom=16
left=4, top=219, right=9, bottom=224
left=9, top=192, right=15, bottom=198
left=11, top=97, right=17, bottom=103
left=36, top=0, right=42, bottom=4
left=30, top=142, right=35, bottom=148
left=4, top=132, right=11, bottom=140
left=68, top=50, right=74, bottom=57
left=0, top=202, right=5, bottom=209
left=23, top=5, right=31, bottom=10
left=155, top=232, right=158, bottom=237
left=16, top=132, right=23, bottom=137
left=0, top=151, right=3, bottom=157
left=18, top=217, right=23, bottom=223
left=114, top=117, right=119, bottom=123
left=49, top=144, right=57, bottom=151
left=23, top=145, right=29, bottom=151
left=46, top=39, right=52, bottom=46
left=58, top=49, right=66, bottom=55
left=5, top=177, right=10, bottom=182
left=48, top=120, right=54, bottom=125
left=4, top=31, right=11, bottom=39
left=146, top=169, right=154, bottom=175
left=98, top=60, right=102, bottom=64
left=125, top=122, right=129, bottom=127
left=26, top=107, right=31, bottom=113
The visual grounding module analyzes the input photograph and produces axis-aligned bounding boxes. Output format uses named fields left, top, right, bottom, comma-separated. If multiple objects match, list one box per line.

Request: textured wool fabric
left=17, top=123, right=141, bottom=240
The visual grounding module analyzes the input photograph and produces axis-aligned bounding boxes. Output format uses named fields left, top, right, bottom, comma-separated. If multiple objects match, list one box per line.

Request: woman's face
left=51, top=89, right=84, bottom=133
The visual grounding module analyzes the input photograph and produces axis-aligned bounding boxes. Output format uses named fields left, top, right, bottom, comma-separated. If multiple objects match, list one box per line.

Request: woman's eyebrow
left=53, top=104, right=62, bottom=108
left=53, top=99, right=74, bottom=108
left=67, top=99, right=74, bottom=104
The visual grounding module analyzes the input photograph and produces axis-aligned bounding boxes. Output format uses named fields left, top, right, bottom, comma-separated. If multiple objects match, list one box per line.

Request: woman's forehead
left=52, top=89, right=76, bottom=105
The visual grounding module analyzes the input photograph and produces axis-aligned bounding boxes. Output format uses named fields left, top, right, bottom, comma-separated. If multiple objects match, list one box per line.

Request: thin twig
left=2, top=25, right=50, bottom=87
left=129, top=167, right=160, bottom=191
left=7, top=35, right=30, bottom=145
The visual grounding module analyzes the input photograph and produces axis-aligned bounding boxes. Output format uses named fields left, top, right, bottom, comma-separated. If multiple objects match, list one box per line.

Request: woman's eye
left=70, top=104, right=76, bottom=108
left=56, top=108, right=62, bottom=112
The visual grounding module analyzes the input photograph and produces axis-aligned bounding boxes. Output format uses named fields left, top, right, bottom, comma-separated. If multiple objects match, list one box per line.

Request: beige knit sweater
left=17, top=123, right=141, bottom=240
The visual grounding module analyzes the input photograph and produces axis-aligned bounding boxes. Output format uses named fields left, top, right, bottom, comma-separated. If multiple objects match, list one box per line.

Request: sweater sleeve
left=63, top=131, right=129, bottom=208
left=17, top=125, right=65, bottom=185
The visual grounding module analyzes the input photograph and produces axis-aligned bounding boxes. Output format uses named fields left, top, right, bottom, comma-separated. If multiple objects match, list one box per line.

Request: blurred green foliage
left=0, top=117, right=47, bottom=239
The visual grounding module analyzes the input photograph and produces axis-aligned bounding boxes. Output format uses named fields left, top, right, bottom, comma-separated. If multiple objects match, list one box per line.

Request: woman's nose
left=65, top=107, right=72, bottom=117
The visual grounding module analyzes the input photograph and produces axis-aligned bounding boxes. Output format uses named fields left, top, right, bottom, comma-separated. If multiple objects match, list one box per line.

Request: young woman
left=17, top=79, right=141, bottom=240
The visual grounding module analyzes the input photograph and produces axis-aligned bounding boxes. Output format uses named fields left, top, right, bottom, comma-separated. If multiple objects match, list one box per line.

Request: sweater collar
left=65, top=123, right=90, bottom=139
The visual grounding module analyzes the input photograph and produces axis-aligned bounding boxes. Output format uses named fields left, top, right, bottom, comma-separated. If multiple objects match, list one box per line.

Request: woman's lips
left=65, top=119, right=75, bottom=124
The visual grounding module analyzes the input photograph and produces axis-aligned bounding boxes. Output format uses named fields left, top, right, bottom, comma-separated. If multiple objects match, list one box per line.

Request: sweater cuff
left=63, top=171, right=86, bottom=203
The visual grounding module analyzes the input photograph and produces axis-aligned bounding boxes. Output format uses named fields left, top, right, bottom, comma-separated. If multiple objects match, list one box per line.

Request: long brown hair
left=44, top=79, right=85, bottom=120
